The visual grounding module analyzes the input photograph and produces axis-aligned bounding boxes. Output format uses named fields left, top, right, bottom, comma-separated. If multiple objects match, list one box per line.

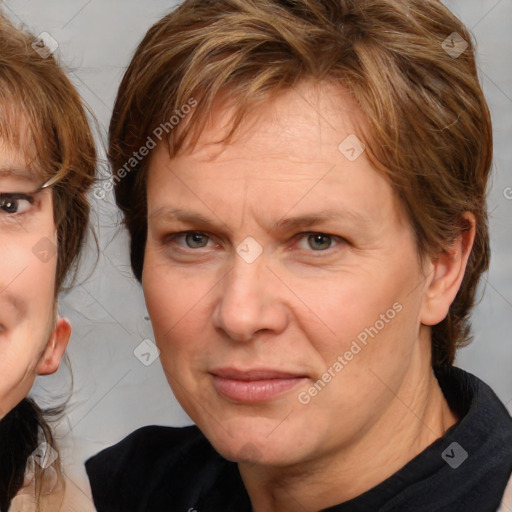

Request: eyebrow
left=149, top=207, right=371, bottom=232
left=0, top=167, right=40, bottom=183
left=271, top=210, right=370, bottom=232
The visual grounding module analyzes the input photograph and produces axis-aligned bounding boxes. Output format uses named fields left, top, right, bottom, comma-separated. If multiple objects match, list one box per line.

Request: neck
left=238, top=330, right=459, bottom=512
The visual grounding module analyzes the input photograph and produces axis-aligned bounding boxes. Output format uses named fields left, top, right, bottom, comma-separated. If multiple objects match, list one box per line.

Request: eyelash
left=165, top=231, right=345, bottom=254
left=0, top=193, right=35, bottom=217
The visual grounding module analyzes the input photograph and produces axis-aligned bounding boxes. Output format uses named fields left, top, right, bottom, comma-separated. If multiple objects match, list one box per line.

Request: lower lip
left=211, top=375, right=307, bottom=403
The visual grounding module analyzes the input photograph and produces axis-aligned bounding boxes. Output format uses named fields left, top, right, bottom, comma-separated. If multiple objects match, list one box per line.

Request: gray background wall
left=2, top=0, right=511, bottom=506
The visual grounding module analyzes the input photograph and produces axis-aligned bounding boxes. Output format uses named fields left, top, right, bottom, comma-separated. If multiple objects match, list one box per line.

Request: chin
left=218, top=439, right=295, bottom=466
left=199, top=416, right=310, bottom=466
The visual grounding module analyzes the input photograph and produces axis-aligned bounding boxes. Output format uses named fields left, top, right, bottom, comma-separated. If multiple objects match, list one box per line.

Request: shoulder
left=85, top=425, right=221, bottom=512
left=85, top=424, right=209, bottom=481
left=86, top=424, right=205, bottom=469
left=9, top=471, right=65, bottom=512
left=498, top=473, right=512, bottom=512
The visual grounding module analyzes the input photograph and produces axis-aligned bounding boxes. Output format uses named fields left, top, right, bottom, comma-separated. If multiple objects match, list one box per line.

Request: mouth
left=209, top=367, right=309, bottom=403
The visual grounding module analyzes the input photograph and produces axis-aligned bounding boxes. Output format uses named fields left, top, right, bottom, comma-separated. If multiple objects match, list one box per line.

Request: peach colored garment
left=498, top=474, right=512, bottom=512
left=9, top=470, right=95, bottom=512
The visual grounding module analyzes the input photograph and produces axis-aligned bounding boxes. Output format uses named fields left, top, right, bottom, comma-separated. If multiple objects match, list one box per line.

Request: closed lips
left=209, top=368, right=308, bottom=380
left=210, top=368, right=309, bottom=402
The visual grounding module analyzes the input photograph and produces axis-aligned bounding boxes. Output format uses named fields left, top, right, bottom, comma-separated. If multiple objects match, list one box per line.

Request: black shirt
left=86, top=366, right=512, bottom=511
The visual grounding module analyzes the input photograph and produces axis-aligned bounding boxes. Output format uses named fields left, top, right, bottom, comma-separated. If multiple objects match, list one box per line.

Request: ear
left=36, top=317, right=72, bottom=376
left=420, top=213, right=476, bottom=326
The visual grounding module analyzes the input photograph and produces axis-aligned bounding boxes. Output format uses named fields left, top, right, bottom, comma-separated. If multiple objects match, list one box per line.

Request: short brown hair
left=110, top=0, right=492, bottom=368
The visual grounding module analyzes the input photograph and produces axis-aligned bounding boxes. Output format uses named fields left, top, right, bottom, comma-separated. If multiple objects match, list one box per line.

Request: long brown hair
left=109, top=0, right=492, bottom=368
left=0, top=9, right=96, bottom=511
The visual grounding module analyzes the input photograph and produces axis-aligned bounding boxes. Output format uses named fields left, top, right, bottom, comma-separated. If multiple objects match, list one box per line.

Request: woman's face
left=0, top=134, right=70, bottom=419
left=143, top=83, right=437, bottom=466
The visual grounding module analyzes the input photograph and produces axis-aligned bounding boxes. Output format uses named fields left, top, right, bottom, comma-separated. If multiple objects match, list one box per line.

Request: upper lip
left=210, top=367, right=308, bottom=381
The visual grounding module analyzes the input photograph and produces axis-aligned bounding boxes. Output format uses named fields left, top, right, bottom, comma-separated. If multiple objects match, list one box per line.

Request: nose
left=212, top=255, right=288, bottom=343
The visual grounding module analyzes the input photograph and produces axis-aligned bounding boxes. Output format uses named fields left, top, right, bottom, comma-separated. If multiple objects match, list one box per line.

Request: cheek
left=1, top=213, right=57, bottom=270
left=142, top=251, right=207, bottom=353
left=292, top=261, right=421, bottom=373
left=0, top=284, right=53, bottom=418
left=309, top=282, right=423, bottom=410
left=0, top=238, right=57, bottom=323
left=0, top=342, right=43, bottom=417
left=0, top=205, right=57, bottom=417
left=0, top=236, right=57, bottom=336
left=143, top=253, right=181, bottom=334
left=284, top=271, right=394, bottom=349
left=0, top=345, right=37, bottom=405
left=15, top=244, right=57, bottom=298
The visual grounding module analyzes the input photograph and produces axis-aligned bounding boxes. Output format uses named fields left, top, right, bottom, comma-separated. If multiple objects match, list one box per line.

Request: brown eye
left=0, top=193, right=34, bottom=215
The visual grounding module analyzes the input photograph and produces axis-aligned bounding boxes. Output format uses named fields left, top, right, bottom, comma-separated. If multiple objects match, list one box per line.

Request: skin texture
left=143, top=82, right=475, bottom=512
left=0, top=136, right=70, bottom=420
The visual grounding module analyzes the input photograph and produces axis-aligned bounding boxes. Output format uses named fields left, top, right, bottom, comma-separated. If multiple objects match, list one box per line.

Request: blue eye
left=168, top=231, right=211, bottom=249
left=184, top=232, right=209, bottom=248
left=0, top=193, right=34, bottom=215
left=296, top=233, right=340, bottom=251
left=163, top=231, right=344, bottom=255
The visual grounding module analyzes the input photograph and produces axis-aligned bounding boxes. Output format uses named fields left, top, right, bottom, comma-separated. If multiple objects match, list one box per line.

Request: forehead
left=0, top=143, right=42, bottom=185
left=180, top=81, right=364, bottom=165
left=146, top=82, right=407, bottom=230
left=0, top=111, right=43, bottom=181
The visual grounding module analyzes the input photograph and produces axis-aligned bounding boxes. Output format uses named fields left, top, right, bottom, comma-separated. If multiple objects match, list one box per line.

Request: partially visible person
left=0, top=10, right=96, bottom=512
left=87, top=1, right=512, bottom=511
